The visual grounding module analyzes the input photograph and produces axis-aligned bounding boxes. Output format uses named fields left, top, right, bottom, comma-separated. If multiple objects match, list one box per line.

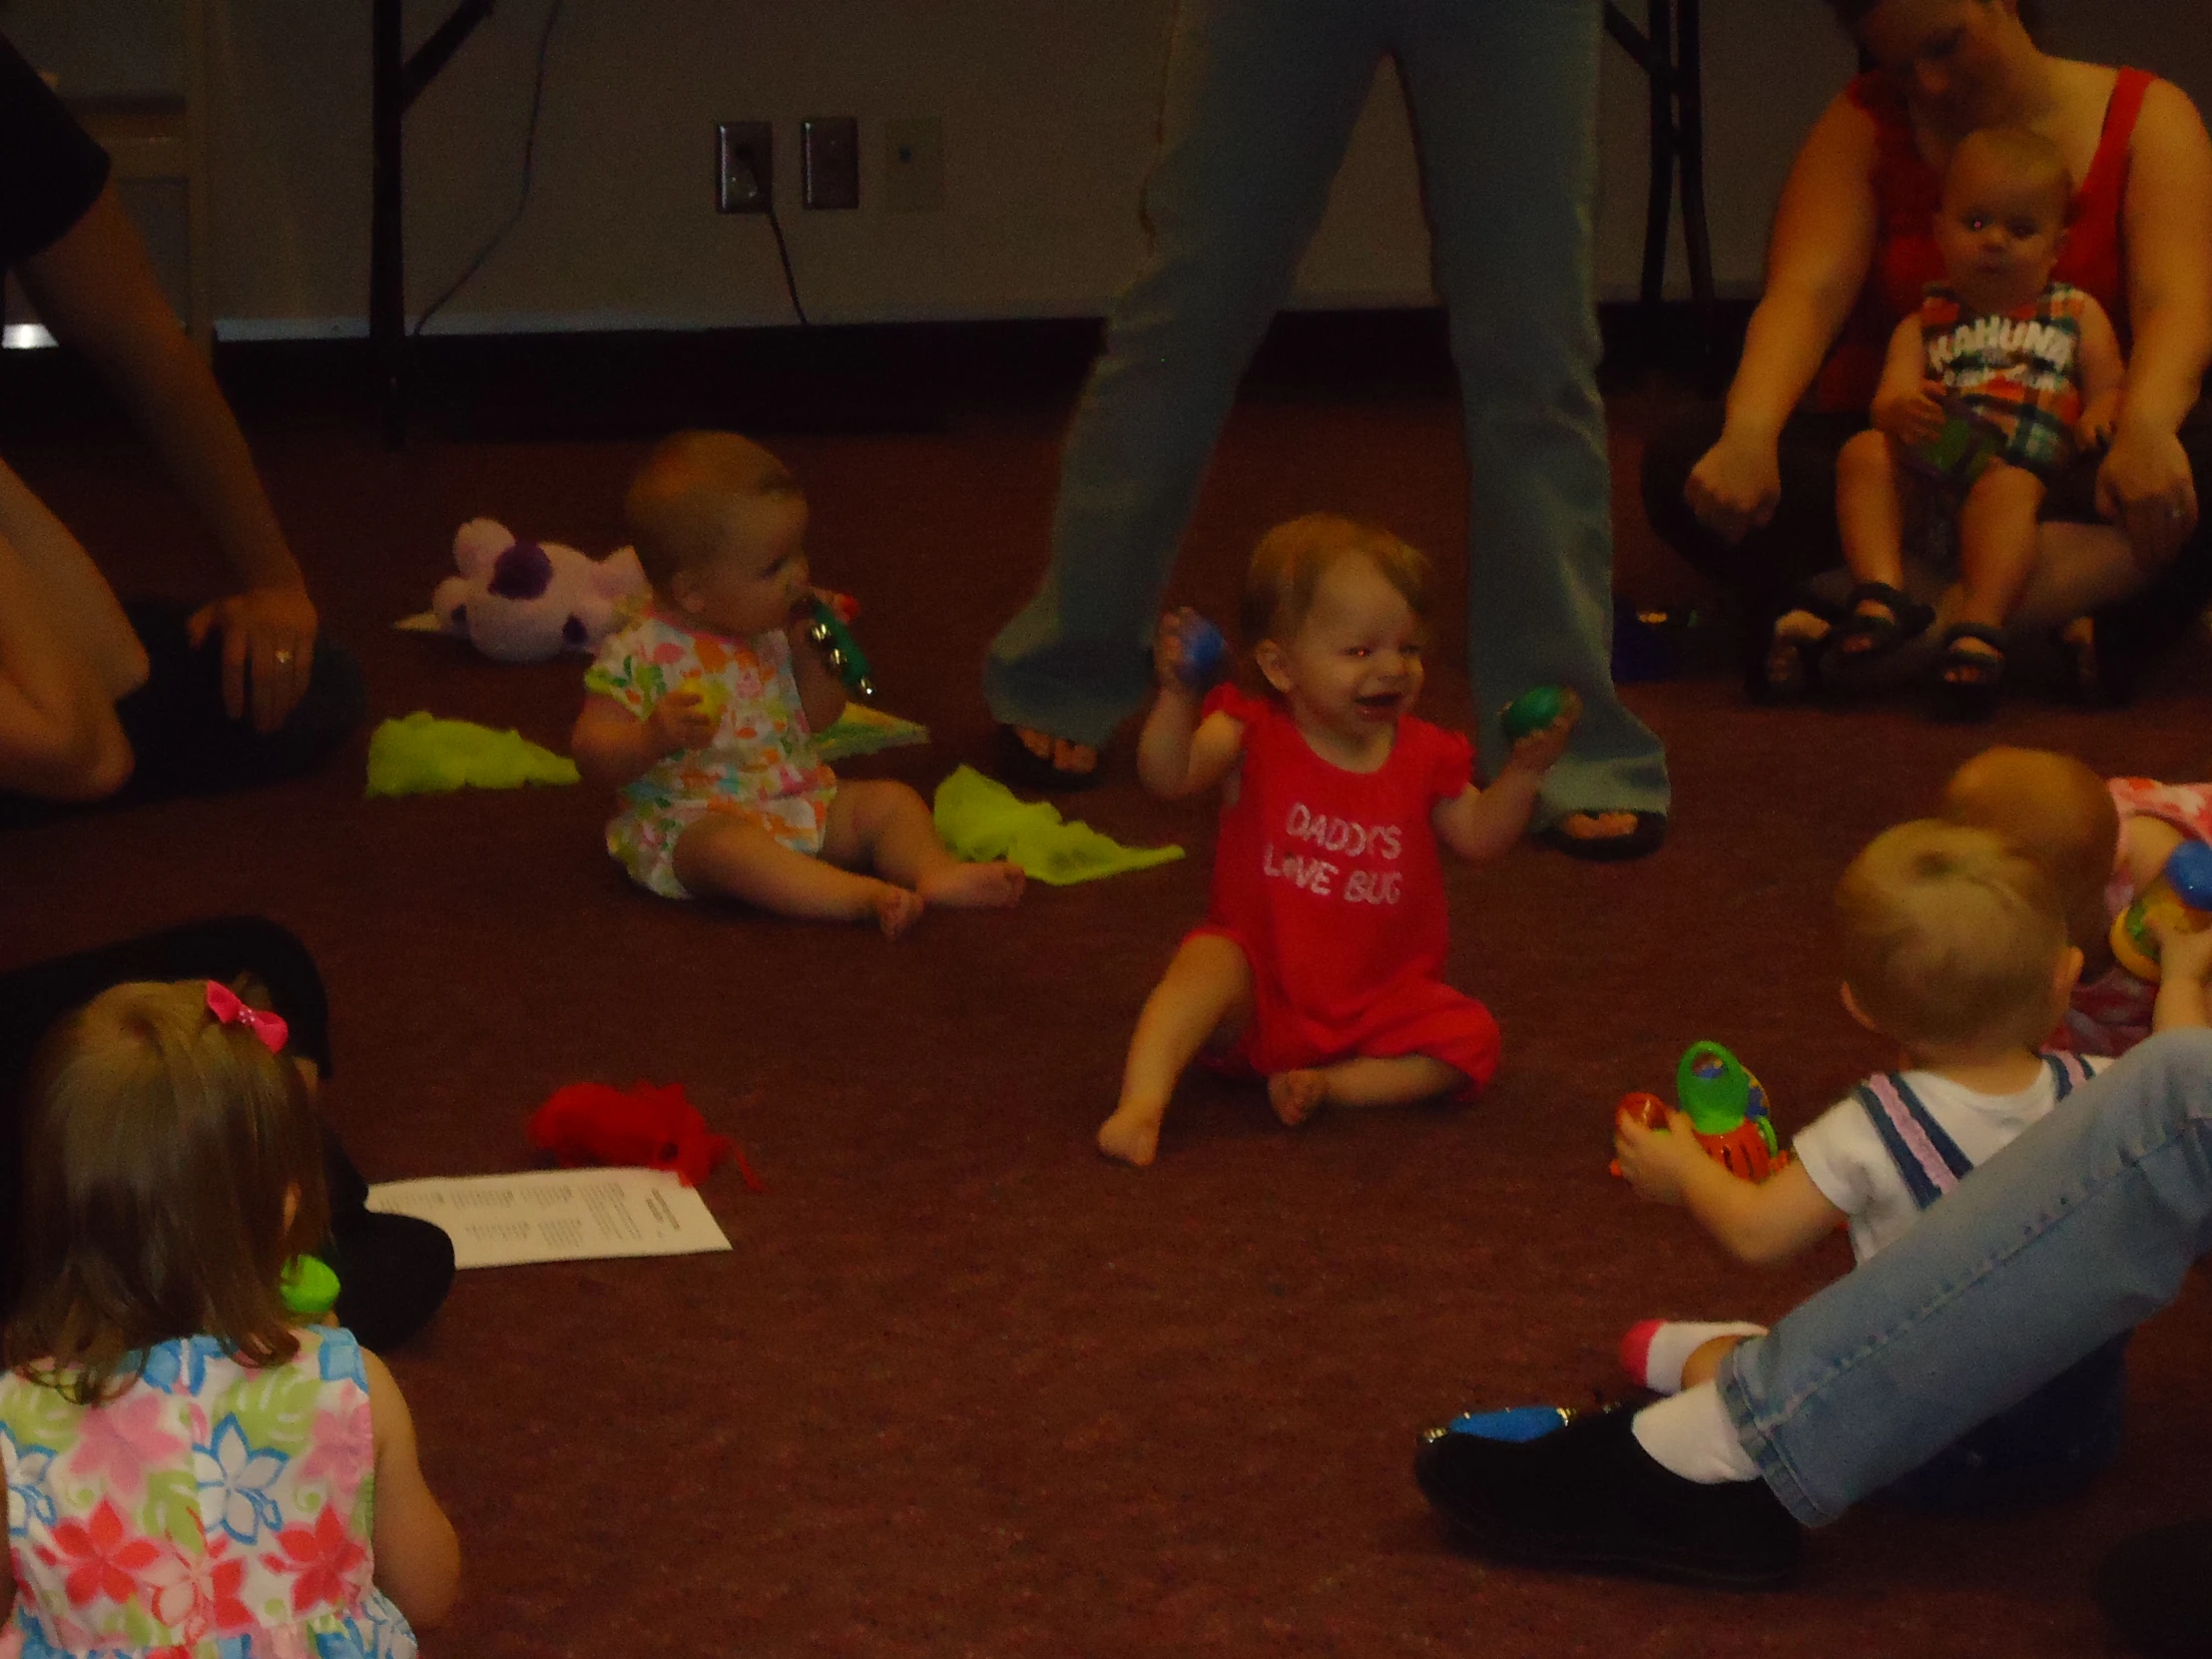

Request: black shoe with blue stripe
left=1414, top=1402, right=1802, bottom=1590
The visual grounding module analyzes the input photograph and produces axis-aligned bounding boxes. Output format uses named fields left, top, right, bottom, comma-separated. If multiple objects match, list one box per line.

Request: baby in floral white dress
left=572, top=431, right=1023, bottom=936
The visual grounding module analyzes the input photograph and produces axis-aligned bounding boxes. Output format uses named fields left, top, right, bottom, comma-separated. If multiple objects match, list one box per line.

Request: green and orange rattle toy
left=1610, top=1041, right=1791, bottom=1184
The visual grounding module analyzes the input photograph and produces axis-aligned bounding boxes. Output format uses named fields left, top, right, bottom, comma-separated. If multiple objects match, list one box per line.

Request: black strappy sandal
left=1824, top=581, right=1936, bottom=670
left=1931, top=622, right=2007, bottom=722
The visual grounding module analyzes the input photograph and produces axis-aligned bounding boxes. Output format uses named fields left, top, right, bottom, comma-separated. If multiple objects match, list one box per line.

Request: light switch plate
left=802, top=117, right=859, bottom=210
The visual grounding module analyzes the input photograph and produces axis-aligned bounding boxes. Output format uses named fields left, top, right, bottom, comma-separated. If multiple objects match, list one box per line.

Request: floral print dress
left=0, top=1330, right=413, bottom=1659
left=584, top=611, right=837, bottom=898
left=2064, top=778, right=2212, bottom=1055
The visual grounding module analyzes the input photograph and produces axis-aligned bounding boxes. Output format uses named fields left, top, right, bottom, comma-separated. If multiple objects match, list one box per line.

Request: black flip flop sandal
left=994, top=723, right=1104, bottom=792
left=1537, top=811, right=1668, bottom=863
left=1931, top=622, right=2007, bottom=722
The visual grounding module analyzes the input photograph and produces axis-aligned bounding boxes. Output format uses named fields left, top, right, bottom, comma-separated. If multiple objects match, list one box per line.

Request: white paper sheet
left=364, top=1168, right=733, bottom=1269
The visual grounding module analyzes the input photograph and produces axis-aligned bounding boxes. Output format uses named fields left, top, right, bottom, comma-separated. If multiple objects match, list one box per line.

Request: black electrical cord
left=406, top=0, right=806, bottom=335
left=412, top=0, right=565, bottom=336
left=760, top=182, right=810, bottom=327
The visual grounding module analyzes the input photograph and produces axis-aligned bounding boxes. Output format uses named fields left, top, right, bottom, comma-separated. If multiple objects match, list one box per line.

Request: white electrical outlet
left=717, top=121, right=773, bottom=214
left=882, top=117, right=945, bottom=213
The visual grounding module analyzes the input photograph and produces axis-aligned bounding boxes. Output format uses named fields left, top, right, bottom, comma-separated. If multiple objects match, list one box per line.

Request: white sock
left=1631, top=1382, right=1762, bottom=1483
left=1619, top=1319, right=1770, bottom=1393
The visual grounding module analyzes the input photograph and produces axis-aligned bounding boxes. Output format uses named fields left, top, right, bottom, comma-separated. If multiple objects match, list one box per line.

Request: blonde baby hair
left=1240, top=513, right=1430, bottom=654
left=1836, top=819, right=2069, bottom=1050
left=624, top=429, right=802, bottom=588
left=1946, top=125, right=2073, bottom=224
left=1939, top=746, right=2117, bottom=954
left=6, top=979, right=329, bottom=1403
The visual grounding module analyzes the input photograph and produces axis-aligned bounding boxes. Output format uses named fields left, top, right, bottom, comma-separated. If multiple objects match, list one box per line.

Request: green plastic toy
left=1905, top=394, right=2008, bottom=484
left=2110, top=839, right=2212, bottom=982
left=1670, top=1041, right=1787, bottom=1182
left=1500, top=685, right=1567, bottom=741
left=279, top=1254, right=340, bottom=1320
left=1675, top=1041, right=1757, bottom=1136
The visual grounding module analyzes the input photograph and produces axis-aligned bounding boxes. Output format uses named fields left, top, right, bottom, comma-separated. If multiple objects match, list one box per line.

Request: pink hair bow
left=205, top=980, right=289, bottom=1054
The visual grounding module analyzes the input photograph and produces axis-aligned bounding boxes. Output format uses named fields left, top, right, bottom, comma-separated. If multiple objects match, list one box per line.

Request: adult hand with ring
left=188, top=582, right=319, bottom=733
left=2095, top=423, right=2200, bottom=568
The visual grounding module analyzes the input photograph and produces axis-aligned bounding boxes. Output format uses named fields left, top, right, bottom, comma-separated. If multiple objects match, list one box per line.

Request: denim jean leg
left=1718, top=1029, right=2212, bottom=1525
left=982, top=0, right=1382, bottom=747
left=1879, top=1332, right=2130, bottom=1512
left=1392, top=0, right=1667, bottom=818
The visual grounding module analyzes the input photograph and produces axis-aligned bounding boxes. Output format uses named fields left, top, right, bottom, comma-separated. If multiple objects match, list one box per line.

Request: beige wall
left=2, top=1, right=2202, bottom=337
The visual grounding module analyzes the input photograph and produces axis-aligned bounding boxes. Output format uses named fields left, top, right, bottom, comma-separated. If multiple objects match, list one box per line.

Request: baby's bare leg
left=1101, top=933, right=1253, bottom=1168
left=824, top=779, right=1025, bottom=909
left=1952, top=461, right=2046, bottom=636
left=1269, top=1054, right=1460, bottom=1125
left=1835, top=429, right=1911, bottom=603
left=672, top=814, right=922, bottom=937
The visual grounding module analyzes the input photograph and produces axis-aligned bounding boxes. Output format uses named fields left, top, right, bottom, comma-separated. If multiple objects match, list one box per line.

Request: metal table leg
left=369, top=0, right=496, bottom=447
left=1603, top=0, right=1714, bottom=356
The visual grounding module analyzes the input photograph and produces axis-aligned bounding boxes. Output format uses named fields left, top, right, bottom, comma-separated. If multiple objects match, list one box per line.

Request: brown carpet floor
left=4, top=367, right=2209, bottom=1658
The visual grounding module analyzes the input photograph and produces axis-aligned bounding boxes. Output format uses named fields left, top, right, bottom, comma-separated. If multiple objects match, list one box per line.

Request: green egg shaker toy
left=279, top=1254, right=341, bottom=1320
left=1501, top=685, right=1567, bottom=741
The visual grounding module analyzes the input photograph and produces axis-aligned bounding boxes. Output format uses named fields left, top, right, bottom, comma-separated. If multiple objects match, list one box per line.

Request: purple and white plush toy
left=432, top=518, right=650, bottom=664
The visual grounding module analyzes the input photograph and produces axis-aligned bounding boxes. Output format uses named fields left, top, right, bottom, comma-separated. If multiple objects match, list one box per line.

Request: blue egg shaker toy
left=1174, top=615, right=1230, bottom=690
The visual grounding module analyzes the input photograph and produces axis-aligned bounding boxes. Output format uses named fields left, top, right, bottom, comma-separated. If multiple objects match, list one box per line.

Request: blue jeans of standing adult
left=1719, top=1029, right=2212, bottom=1525
left=983, top=0, right=1669, bottom=819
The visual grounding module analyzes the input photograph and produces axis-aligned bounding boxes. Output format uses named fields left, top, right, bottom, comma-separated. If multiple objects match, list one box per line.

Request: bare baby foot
left=1268, top=1069, right=1329, bottom=1126
left=1097, top=1104, right=1164, bottom=1167
left=919, top=859, right=1027, bottom=909
left=868, top=882, right=925, bottom=939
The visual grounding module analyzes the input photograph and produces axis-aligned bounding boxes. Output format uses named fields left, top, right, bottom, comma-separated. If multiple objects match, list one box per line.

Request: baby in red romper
left=1097, top=513, right=1579, bottom=1168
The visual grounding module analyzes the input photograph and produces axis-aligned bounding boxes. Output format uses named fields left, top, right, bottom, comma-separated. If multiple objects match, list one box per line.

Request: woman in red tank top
left=1639, top=0, right=2212, bottom=704
left=1817, top=63, right=2145, bottom=412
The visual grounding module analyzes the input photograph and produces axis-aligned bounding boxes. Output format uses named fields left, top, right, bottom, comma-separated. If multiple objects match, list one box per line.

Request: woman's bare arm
left=1686, top=93, right=1882, bottom=541
left=2100, top=80, right=2212, bottom=559
left=17, top=184, right=316, bottom=731
left=1728, top=94, right=1885, bottom=436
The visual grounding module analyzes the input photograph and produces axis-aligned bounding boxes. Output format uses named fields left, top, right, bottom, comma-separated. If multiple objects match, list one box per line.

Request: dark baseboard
left=0, top=298, right=1751, bottom=445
